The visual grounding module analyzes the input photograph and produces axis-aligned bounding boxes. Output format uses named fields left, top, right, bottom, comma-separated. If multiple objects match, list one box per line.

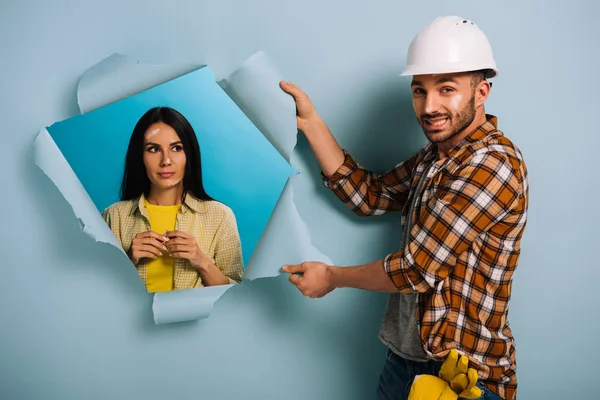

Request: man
left=279, top=16, right=528, bottom=400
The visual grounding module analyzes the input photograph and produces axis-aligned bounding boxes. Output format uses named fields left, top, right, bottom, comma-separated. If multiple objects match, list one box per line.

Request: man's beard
left=420, top=94, right=476, bottom=144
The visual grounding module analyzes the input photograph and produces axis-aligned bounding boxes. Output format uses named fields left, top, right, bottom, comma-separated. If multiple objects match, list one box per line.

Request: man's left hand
left=282, top=262, right=336, bottom=298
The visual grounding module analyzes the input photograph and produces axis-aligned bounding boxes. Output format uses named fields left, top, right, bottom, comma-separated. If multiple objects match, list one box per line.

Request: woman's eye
left=147, top=146, right=159, bottom=153
left=172, top=145, right=183, bottom=151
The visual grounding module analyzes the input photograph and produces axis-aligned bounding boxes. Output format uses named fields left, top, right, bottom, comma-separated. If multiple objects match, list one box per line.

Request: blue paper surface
left=33, top=51, right=334, bottom=324
left=77, top=54, right=202, bottom=114
left=152, top=284, right=233, bottom=324
left=217, top=52, right=333, bottom=280
left=46, top=66, right=294, bottom=267
left=33, top=128, right=124, bottom=251
left=219, top=51, right=298, bottom=162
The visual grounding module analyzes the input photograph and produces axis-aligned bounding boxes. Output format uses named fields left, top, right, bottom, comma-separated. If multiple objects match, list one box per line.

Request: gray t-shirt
left=379, top=157, right=438, bottom=362
left=379, top=293, right=429, bottom=361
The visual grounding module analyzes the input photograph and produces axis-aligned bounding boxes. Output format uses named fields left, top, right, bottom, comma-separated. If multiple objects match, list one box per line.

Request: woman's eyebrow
left=144, top=141, right=183, bottom=147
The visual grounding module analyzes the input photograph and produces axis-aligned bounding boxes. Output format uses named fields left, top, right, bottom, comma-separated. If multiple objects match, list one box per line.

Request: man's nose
left=424, top=93, right=441, bottom=115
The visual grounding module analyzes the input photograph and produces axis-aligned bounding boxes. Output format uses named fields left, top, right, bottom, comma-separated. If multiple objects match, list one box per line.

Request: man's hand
left=279, top=80, right=346, bottom=176
left=282, top=262, right=337, bottom=298
left=279, top=81, right=321, bottom=133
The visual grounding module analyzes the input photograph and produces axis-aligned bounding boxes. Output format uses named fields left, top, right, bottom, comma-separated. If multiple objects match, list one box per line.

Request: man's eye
left=441, top=87, right=455, bottom=93
left=413, top=89, right=425, bottom=96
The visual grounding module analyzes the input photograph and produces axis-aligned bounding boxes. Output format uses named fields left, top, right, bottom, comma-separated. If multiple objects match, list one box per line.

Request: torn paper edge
left=77, top=53, right=204, bottom=114
left=152, top=284, right=233, bottom=324
left=33, top=128, right=126, bottom=253
left=33, top=51, right=334, bottom=324
left=217, top=51, right=297, bottom=163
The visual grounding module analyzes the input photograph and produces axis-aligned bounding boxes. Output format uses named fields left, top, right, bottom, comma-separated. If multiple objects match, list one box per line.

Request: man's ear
left=476, top=81, right=491, bottom=107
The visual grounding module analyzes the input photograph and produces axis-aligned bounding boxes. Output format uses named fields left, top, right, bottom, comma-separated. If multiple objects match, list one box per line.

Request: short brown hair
left=470, top=69, right=489, bottom=88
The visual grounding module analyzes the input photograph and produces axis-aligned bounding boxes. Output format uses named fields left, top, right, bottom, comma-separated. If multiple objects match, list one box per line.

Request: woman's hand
left=164, top=230, right=209, bottom=270
left=165, top=230, right=230, bottom=286
left=128, top=230, right=168, bottom=265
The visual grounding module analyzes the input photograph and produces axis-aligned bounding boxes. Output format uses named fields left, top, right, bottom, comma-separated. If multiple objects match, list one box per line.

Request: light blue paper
left=33, top=128, right=124, bottom=252
left=218, top=51, right=298, bottom=162
left=78, top=54, right=203, bottom=115
left=152, top=285, right=233, bottom=324
left=245, top=176, right=332, bottom=281
left=218, top=51, right=333, bottom=280
left=34, top=51, right=333, bottom=324
left=46, top=66, right=294, bottom=268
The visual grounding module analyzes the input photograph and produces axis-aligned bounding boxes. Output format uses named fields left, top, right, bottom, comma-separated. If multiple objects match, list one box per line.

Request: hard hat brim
left=399, top=64, right=498, bottom=79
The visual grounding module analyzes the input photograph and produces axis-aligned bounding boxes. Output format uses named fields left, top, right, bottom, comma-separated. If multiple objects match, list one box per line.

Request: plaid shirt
left=102, top=193, right=244, bottom=290
left=324, top=115, right=528, bottom=400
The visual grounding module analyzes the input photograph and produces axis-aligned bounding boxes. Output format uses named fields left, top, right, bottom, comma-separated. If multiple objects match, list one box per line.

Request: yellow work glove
left=408, top=375, right=459, bottom=400
left=407, top=349, right=482, bottom=400
left=439, top=349, right=481, bottom=398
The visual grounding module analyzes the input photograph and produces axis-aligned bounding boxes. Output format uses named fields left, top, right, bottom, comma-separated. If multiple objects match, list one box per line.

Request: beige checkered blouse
left=102, top=193, right=244, bottom=290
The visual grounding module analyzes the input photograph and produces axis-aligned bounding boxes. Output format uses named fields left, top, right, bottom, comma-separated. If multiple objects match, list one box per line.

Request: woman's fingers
left=165, top=242, right=193, bottom=254
left=136, top=250, right=159, bottom=260
left=137, top=244, right=163, bottom=258
left=164, top=230, right=193, bottom=241
left=164, top=237, right=192, bottom=249
left=147, top=238, right=168, bottom=251
left=137, top=230, right=168, bottom=242
left=135, top=236, right=167, bottom=251
left=169, top=250, right=193, bottom=260
left=132, top=231, right=204, bottom=264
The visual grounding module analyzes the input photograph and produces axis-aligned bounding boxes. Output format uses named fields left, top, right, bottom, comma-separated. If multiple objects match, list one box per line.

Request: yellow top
left=102, top=193, right=244, bottom=291
left=143, top=198, right=181, bottom=292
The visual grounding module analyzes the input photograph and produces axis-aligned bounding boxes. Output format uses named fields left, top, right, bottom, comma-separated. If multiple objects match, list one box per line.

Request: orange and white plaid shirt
left=324, top=115, right=528, bottom=400
left=102, top=193, right=244, bottom=290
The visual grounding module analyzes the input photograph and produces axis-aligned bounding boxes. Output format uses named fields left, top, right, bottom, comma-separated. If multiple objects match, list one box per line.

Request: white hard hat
left=400, top=16, right=498, bottom=78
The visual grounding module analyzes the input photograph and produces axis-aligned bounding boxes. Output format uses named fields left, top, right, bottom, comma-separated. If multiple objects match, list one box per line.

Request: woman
left=102, top=106, right=244, bottom=292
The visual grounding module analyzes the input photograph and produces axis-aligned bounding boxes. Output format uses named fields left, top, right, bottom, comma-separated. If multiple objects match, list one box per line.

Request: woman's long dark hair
left=120, top=107, right=213, bottom=203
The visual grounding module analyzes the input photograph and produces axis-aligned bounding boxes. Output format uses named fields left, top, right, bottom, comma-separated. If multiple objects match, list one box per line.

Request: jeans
left=376, top=349, right=504, bottom=400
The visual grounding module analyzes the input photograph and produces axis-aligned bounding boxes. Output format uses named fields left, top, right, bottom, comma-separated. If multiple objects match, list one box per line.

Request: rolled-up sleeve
left=322, top=150, right=419, bottom=216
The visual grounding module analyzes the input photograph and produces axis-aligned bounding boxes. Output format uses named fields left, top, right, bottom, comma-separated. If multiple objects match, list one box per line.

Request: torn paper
left=218, top=51, right=297, bottom=163
left=217, top=51, right=333, bottom=279
left=33, top=128, right=124, bottom=252
left=78, top=53, right=203, bottom=114
left=155, top=52, right=334, bottom=321
left=47, top=64, right=293, bottom=266
left=244, top=176, right=332, bottom=281
left=34, top=51, right=333, bottom=324
left=152, top=285, right=233, bottom=325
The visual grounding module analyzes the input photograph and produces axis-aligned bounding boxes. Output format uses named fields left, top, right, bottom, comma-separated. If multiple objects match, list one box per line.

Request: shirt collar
left=454, top=114, right=499, bottom=151
left=129, top=192, right=207, bottom=216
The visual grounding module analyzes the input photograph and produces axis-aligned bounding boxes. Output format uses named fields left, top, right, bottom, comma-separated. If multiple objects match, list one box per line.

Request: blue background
left=2, top=1, right=599, bottom=399
left=46, top=67, right=293, bottom=266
